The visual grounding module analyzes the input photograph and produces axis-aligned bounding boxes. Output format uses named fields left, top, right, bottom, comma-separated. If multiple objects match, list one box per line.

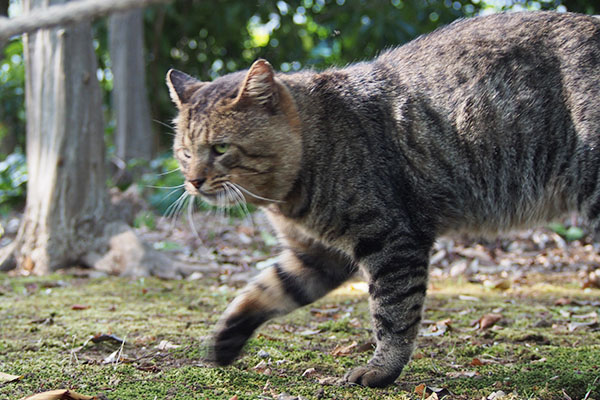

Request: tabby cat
left=166, top=11, right=600, bottom=387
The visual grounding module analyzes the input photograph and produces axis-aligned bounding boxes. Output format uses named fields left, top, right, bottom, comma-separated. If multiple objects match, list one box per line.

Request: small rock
left=186, top=271, right=204, bottom=281
left=487, top=390, right=506, bottom=400
left=258, top=349, right=270, bottom=358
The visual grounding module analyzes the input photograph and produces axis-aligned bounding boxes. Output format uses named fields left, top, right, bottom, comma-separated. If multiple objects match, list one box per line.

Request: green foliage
left=548, top=222, right=585, bottom=241
left=0, top=38, right=26, bottom=154
left=146, top=0, right=484, bottom=130
left=0, top=151, right=26, bottom=213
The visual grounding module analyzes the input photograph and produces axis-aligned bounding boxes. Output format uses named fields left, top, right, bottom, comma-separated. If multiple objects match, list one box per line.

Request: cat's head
left=166, top=60, right=302, bottom=207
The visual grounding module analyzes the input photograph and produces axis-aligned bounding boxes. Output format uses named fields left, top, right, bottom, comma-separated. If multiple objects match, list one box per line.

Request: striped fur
left=167, top=12, right=600, bottom=387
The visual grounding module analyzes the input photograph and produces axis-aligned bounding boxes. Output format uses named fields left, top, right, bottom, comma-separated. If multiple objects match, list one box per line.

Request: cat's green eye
left=212, top=143, right=230, bottom=155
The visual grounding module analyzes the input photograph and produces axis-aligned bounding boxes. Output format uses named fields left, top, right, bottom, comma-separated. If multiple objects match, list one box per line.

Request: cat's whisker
left=167, top=194, right=185, bottom=227
left=161, top=191, right=187, bottom=227
left=231, top=182, right=284, bottom=204
left=153, top=119, right=176, bottom=136
left=146, top=183, right=185, bottom=190
left=152, top=119, right=175, bottom=129
left=174, top=193, right=191, bottom=230
left=163, top=191, right=185, bottom=219
left=226, top=182, right=254, bottom=226
left=158, top=187, right=185, bottom=206
left=217, top=191, right=225, bottom=221
left=156, top=168, right=181, bottom=177
left=187, top=195, right=200, bottom=238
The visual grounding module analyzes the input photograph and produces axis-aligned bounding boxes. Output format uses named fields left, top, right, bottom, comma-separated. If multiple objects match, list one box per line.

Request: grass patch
left=1, top=273, right=599, bottom=399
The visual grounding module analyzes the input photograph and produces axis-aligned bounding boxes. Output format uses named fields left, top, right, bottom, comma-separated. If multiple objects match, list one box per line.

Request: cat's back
left=380, top=11, right=600, bottom=73
left=369, top=11, right=600, bottom=234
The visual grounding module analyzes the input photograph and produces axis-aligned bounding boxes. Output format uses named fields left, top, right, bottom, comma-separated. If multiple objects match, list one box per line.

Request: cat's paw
left=205, top=312, right=266, bottom=366
left=204, top=330, right=246, bottom=366
left=344, top=365, right=400, bottom=388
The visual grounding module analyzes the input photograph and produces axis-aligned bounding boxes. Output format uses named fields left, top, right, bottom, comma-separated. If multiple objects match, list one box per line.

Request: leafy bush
left=0, top=151, right=27, bottom=213
left=0, top=39, right=26, bottom=155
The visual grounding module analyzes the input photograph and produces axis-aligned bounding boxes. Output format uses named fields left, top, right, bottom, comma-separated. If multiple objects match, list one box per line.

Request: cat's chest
left=265, top=205, right=357, bottom=255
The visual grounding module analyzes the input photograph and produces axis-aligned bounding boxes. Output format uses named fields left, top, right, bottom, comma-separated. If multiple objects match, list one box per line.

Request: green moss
left=1, top=273, right=600, bottom=399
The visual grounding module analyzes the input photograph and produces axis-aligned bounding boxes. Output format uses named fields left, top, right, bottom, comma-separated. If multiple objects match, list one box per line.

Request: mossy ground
left=1, top=272, right=599, bottom=400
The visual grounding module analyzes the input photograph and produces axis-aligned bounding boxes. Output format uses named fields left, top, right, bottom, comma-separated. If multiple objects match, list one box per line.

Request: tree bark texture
left=0, top=0, right=185, bottom=278
left=109, top=9, right=154, bottom=163
left=11, top=0, right=109, bottom=274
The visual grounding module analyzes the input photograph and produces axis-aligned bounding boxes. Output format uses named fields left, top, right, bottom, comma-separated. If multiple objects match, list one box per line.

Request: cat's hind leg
left=345, top=234, right=432, bottom=387
left=208, top=242, right=357, bottom=365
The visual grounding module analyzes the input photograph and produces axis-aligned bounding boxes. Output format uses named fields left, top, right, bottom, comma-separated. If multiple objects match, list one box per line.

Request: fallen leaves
left=476, top=313, right=503, bottom=330
left=421, top=318, right=452, bottom=337
left=330, top=341, right=357, bottom=356
left=0, top=371, right=22, bottom=384
left=330, top=340, right=374, bottom=357
left=446, top=370, right=480, bottom=379
left=414, top=384, right=453, bottom=399
left=19, top=389, right=102, bottom=400
left=155, top=340, right=180, bottom=350
left=90, top=333, right=124, bottom=345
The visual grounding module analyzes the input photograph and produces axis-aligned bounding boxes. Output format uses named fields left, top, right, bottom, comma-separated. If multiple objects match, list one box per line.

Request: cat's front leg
left=345, top=236, right=432, bottom=387
left=208, top=242, right=357, bottom=365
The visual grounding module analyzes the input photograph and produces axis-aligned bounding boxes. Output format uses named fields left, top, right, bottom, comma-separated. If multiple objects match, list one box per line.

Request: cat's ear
left=166, top=69, right=206, bottom=108
left=236, top=59, right=279, bottom=108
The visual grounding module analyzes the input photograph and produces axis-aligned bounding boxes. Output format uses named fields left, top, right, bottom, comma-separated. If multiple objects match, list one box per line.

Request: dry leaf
left=330, top=341, right=357, bottom=356
left=298, top=329, right=320, bottom=336
left=356, top=340, right=375, bottom=353
left=155, top=340, right=180, bottom=350
left=471, top=357, right=484, bottom=366
left=71, top=304, right=90, bottom=311
left=310, top=307, right=340, bottom=316
left=487, top=390, right=507, bottom=400
left=479, top=314, right=502, bottom=330
left=458, top=294, right=480, bottom=301
left=253, top=360, right=268, bottom=371
left=422, top=319, right=451, bottom=337
left=316, top=376, right=341, bottom=385
left=483, top=278, right=511, bottom=291
left=446, top=370, right=480, bottom=378
left=567, top=320, right=599, bottom=331
left=571, top=311, right=598, bottom=320
left=19, top=389, right=97, bottom=400
left=102, top=350, right=119, bottom=364
left=91, top=333, right=124, bottom=344
left=301, top=367, right=317, bottom=377
left=554, top=297, right=571, bottom=306
left=228, top=396, right=239, bottom=400
left=415, top=383, right=428, bottom=396
left=0, top=372, right=22, bottom=384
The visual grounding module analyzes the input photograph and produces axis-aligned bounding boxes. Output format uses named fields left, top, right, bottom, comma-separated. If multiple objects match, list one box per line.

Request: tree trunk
left=0, top=0, right=181, bottom=278
left=2, top=0, right=109, bottom=274
left=109, top=9, right=154, bottom=165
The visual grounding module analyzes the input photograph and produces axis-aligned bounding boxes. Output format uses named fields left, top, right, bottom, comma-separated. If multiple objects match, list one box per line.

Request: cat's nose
left=189, top=178, right=205, bottom=189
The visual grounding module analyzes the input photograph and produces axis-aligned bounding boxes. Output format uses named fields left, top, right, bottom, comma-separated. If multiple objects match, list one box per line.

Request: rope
left=0, top=0, right=172, bottom=43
